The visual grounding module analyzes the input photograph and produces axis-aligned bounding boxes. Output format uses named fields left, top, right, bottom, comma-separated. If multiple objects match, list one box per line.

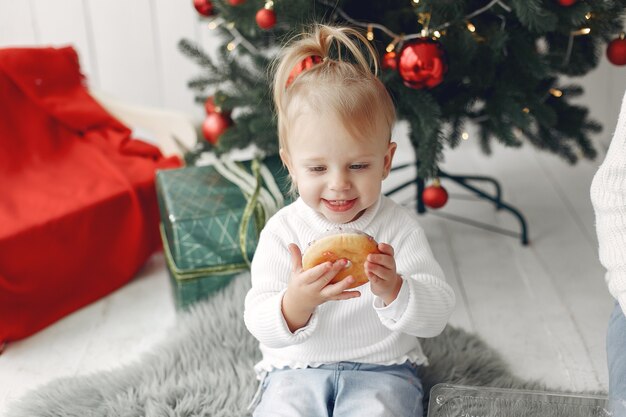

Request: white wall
left=0, top=0, right=207, bottom=121
left=0, top=0, right=624, bottom=149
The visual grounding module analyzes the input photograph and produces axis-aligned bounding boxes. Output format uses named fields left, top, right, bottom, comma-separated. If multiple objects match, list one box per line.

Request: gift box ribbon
left=198, top=153, right=285, bottom=266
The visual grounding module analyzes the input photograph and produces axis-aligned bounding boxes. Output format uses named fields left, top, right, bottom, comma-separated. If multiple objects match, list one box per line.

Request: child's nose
left=329, top=172, right=351, bottom=191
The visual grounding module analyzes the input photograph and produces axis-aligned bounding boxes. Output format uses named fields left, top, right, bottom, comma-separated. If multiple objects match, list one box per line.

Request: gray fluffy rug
left=7, top=275, right=549, bottom=417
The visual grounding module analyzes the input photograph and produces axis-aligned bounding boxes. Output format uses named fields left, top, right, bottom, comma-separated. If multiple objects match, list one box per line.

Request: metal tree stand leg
left=385, top=163, right=529, bottom=245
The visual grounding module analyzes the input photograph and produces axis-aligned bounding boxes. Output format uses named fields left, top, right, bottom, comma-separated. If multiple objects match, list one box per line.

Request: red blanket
left=0, top=46, right=181, bottom=342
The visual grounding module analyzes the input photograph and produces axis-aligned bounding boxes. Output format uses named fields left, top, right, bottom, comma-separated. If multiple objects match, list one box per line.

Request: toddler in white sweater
left=243, top=24, right=455, bottom=417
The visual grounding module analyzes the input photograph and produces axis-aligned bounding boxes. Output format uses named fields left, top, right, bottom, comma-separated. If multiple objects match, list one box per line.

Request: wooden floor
left=0, top=121, right=615, bottom=414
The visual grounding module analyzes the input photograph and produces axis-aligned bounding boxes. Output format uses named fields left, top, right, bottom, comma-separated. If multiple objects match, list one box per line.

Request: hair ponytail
left=272, top=24, right=395, bottom=153
left=273, top=25, right=379, bottom=118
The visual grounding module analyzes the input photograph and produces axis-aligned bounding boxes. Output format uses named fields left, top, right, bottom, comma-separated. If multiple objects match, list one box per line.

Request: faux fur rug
left=7, top=275, right=571, bottom=417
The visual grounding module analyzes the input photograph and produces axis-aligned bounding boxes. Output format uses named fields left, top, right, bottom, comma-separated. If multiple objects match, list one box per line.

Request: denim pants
left=251, top=361, right=424, bottom=417
left=608, top=302, right=626, bottom=417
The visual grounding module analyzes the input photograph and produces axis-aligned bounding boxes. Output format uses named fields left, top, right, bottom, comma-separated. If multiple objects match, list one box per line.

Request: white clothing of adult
left=244, top=195, right=456, bottom=375
left=591, top=90, right=626, bottom=316
left=591, top=90, right=626, bottom=415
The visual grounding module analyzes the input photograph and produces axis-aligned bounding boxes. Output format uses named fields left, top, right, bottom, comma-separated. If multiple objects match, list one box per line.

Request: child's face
left=281, top=111, right=396, bottom=224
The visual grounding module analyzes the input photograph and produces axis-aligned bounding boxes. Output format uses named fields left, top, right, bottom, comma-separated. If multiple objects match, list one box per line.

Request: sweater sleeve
left=243, top=226, right=319, bottom=348
left=375, top=225, right=455, bottom=337
left=590, top=90, right=626, bottom=315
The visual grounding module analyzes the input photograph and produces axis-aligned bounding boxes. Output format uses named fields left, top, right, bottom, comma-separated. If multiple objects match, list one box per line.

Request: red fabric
left=0, top=46, right=181, bottom=342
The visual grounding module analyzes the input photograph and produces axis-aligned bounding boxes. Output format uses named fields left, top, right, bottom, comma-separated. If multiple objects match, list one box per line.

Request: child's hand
left=365, top=243, right=403, bottom=306
left=282, top=243, right=361, bottom=332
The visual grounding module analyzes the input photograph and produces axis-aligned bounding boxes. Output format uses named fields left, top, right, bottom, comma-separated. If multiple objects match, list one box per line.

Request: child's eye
left=307, top=166, right=326, bottom=172
left=350, top=163, right=369, bottom=170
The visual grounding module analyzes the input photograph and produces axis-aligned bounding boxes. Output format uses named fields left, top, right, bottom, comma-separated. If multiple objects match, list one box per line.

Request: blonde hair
left=272, top=24, right=396, bottom=154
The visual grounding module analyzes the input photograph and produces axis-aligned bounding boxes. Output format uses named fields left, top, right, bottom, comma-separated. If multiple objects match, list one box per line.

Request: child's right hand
left=281, top=243, right=361, bottom=332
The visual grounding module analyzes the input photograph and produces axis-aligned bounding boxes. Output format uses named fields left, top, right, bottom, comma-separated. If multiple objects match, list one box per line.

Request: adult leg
left=252, top=367, right=334, bottom=417
left=332, top=362, right=424, bottom=417
left=607, top=302, right=626, bottom=416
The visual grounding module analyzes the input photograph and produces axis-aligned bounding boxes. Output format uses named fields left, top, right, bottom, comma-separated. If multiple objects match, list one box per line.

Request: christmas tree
left=180, top=0, right=626, bottom=178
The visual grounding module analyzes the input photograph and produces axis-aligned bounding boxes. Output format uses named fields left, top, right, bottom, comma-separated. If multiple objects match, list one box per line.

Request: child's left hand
left=365, top=243, right=403, bottom=306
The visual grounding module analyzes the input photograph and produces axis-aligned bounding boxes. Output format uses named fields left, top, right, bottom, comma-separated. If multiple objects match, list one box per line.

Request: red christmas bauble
left=382, top=51, right=397, bottom=70
left=607, top=34, right=626, bottom=66
left=422, top=183, right=448, bottom=209
left=256, top=8, right=276, bottom=30
left=398, top=38, right=447, bottom=89
left=193, top=0, right=214, bottom=16
left=202, top=112, right=232, bottom=144
left=228, top=0, right=246, bottom=5
left=555, top=0, right=576, bottom=5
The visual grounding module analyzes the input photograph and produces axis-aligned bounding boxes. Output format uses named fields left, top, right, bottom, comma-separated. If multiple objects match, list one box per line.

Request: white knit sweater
left=243, top=195, right=456, bottom=375
left=591, top=90, right=626, bottom=315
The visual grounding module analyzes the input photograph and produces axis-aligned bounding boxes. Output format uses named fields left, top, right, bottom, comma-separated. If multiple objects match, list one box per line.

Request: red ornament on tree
left=607, top=33, right=626, bottom=66
left=202, top=112, right=233, bottom=145
left=398, top=38, right=447, bottom=89
left=381, top=51, right=397, bottom=70
left=555, top=0, right=577, bottom=6
left=228, top=0, right=246, bottom=5
left=256, top=5, right=276, bottom=30
left=422, top=180, right=448, bottom=209
left=193, top=0, right=214, bottom=17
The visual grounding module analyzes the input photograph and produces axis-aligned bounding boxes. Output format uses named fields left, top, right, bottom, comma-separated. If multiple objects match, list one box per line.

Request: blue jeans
left=608, top=302, right=626, bottom=416
left=251, top=361, right=424, bottom=417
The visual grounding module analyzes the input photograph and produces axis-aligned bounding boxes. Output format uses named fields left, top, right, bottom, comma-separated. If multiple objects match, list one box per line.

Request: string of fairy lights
left=316, top=0, right=594, bottom=85
left=209, top=0, right=596, bottom=89
left=207, top=17, right=261, bottom=54
left=203, top=0, right=597, bottom=141
left=213, top=0, right=595, bottom=66
left=195, top=0, right=626, bottom=145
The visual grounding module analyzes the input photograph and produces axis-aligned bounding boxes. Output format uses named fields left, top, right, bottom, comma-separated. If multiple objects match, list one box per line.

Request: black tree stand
left=385, top=162, right=529, bottom=246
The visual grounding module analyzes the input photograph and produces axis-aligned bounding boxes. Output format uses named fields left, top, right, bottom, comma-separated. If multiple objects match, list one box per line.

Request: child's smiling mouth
left=323, top=198, right=357, bottom=212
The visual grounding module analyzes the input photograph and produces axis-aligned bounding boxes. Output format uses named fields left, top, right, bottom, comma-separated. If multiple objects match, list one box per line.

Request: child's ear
left=383, top=141, right=397, bottom=179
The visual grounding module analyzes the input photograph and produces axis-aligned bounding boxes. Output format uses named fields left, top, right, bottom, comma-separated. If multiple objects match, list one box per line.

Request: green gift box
left=156, top=154, right=291, bottom=309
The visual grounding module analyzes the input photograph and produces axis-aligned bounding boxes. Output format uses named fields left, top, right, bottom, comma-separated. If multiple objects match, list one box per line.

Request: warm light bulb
left=522, top=107, right=530, bottom=113
left=433, top=30, right=441, bottom=38
left=467, top=22, right=476, bottom=33
left=585, top=12, right=592, bottom=20
left=227, top=42, right=237, bottom=51
left=549, top=88, right=563, bottom=97
left=386, top=38, right=399, bottom=53
left=367, top=24, right=374, bottom=41
left=208, top=21, right=218, bottom=30
left=461, top=132, right=469, bottom=140
left=572, top=27, right=591, bottom=36
left=412, top=0, right=420, bottom=4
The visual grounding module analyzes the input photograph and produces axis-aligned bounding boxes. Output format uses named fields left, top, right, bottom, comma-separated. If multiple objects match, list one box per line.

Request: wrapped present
left=0, top=46, right=181, bottom=343
left=156, top=154, right=291, bottom=309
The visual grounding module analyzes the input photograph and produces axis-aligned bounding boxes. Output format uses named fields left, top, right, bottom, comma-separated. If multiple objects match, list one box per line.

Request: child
left=244, top=24, right=455, bottom=417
